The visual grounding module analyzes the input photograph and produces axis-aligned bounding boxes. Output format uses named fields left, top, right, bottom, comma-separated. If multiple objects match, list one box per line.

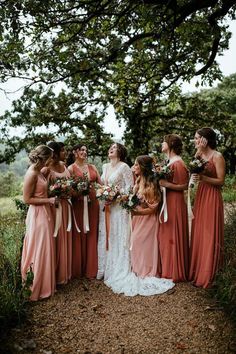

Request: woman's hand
left=159, top=179, right=168, bottom=187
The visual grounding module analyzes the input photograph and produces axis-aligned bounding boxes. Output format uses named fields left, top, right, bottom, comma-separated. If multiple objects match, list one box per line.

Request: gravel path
left=1, top=279, right=235, bottom=354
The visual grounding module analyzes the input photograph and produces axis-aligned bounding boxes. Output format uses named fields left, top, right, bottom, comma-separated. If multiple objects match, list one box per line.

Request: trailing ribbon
left=128, top=213, right=134, bottom=250
left=105, top=204, right=111, bottom=250
left=66, top=199, right=72, bottom=232
left=159, top=186, right=168, bottom=223
left=53, top=202, right=62, bottom=237
left=83, top=195, right=90, bottom=234
left=187, top=176, right=195, bottom=246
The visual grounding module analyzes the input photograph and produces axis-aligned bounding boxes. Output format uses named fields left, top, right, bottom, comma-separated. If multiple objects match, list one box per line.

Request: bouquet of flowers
left=48, top=177, right=75, bottom=198
left=94, top=183, right=120, bottom=203
left=72, top=173, right=90, bottom=195
left=153, top=160, right=172, bottom=180
left=188, top=156, right=208, bottom=188
left=188, top=156, right=208, bottom=174
left=117, top=189, right=140, bottom=213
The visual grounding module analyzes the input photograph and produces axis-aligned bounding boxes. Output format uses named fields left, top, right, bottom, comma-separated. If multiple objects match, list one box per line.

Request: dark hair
left=47, top=141, right=62, bottom=159
left=57, top=142, right=65, bottom=149
left=196, top=127, right=217, bottom=149
left=136, top=155, right=154, bottom=177
left=164, top=134, right=183, bottom=155
left=66, top=143, right=87, bottom=166
left=136, top=155, right=161, bottom=202
left=110, top=143, right=127, bottom=162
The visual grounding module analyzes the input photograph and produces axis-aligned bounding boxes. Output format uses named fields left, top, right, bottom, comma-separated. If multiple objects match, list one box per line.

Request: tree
left=0, top=0, right=236, bottom=161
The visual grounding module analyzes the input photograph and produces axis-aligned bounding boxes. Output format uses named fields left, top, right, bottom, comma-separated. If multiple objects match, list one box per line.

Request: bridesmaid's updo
left=29, top=145, right=53, bottom=168
left=164, top=134, right=183, bottom=155
left=196, top=127, right=217, bottom=149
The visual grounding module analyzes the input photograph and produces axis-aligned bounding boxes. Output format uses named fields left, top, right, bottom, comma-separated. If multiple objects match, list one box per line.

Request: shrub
left=212, top=204, right=236, bottom=322
left=0, top=214, right=32, bottom=334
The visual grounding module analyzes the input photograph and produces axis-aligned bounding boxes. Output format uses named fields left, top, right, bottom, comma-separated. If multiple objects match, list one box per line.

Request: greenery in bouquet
left=94, top=183, right=120, bottom=203
left=117, top=190, right=140, bottom=213
left=152, top=160, right=172, bottom=180
left=48, top=177, right=75, bottom=198
left=188, top=156, right=208, bottom=174
left=72, top=173, right=90, bottom=195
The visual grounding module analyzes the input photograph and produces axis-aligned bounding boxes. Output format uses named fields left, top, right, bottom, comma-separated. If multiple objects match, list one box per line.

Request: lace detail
left=97, top=163, right=175, bottom=296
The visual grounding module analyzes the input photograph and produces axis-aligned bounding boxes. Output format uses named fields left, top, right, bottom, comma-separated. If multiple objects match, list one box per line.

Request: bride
left=97, top=143, right=174, bottom=296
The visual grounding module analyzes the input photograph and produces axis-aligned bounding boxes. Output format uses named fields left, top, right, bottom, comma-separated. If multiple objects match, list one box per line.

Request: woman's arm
left=23, top=170, right=56, bottom=205
left=159, top=179, right=188, bottom=191
left=132, top=204, right=158, bottom=216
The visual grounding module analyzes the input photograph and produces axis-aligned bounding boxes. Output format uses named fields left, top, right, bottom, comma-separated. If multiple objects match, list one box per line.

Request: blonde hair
left=29, top=145, right=53, bottom=168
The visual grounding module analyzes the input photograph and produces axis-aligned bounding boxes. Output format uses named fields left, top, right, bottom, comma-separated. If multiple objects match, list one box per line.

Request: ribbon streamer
left=187, top=175, right=195, bottom=246
left=105, top=204, right=111, bottom=250
left=83, top=195, right=90, bottom=234
left=53, top=202, right=62, bottom=237
left=66, top=199, right=72, bottom=232
left=159, top=186, right=168, bottom=223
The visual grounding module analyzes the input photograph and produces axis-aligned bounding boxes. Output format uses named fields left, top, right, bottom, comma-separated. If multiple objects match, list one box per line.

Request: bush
left=212, top=204, right=236, bottom=322
left=222, top=175, right=236, bottom=202
left=0, top=172, right=23, bottom=198
left=0, top=214, right=32, bottom=335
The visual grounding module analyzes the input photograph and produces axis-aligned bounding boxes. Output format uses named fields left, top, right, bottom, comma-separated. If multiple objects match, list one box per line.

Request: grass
left=0, top=213, right=32, bottom=335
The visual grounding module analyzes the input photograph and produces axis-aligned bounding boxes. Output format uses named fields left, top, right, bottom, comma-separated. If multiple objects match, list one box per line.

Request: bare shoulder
left=24, top=167, right=38, bottom=182
left=213, top=151, right=224, bottom=161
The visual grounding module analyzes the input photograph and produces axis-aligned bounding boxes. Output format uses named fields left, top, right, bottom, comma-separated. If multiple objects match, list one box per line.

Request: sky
left=0, top=20, right=236, bottom=139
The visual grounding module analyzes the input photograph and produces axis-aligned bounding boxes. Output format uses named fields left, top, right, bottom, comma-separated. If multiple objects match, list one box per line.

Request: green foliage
left=0, top=1, right=236, bottom=162
left=14, top=197, right=29, bottom=218
left=0, top=213, right=32, bottom=333
left=222, top=175, right=236, bottom=203
left=212, top=205, right=236, bottom=322
left=0, top=171, right=22, bottom=197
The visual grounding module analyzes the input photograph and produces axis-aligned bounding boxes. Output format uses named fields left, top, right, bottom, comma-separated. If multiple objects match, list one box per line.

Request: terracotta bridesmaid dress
left=158, top=159, right=189, bottom=282
left=50, top=167, right=72, bottom=285
left=21, top=173, right=56, bottom=301
left=189, top=156, right=224, bottom=288
left=70, top=164, right=100, bottom=279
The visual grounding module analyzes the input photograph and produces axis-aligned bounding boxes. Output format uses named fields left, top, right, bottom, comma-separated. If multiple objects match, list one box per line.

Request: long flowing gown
left=158, top=158, right=189, bottom=282
left=97, top=163, right=175, bottom=296
left=131, top=202, right=161, bottom=278
left=70, top=163, right=99, bottom=279
left=189, top=156, right=224, bottom=288
left=50, top=167, right=72, bottom=284
left=21, top=173, right=56, bottom=301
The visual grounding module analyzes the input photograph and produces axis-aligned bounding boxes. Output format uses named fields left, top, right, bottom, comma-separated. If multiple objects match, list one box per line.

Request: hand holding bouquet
left=72, top=173, right=90, bottom=195
left=188, top=156, right=208, bottom=188
left=117, top=189, right=140, bottom=213
left=48, top=177, right=75, bottom=199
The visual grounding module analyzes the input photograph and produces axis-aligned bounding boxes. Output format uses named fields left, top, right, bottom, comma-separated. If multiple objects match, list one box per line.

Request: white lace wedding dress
left=97, top=162, right=175, bottom=296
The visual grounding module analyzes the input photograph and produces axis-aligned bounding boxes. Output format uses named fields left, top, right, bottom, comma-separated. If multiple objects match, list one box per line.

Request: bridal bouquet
left=153, top=160, right=172, bottom=180
left=72, top=173, right=90, bottom=195
left=48, top=177, right=75, bottom=199
left=94, top=183, right=120, bottom=203
left=117, top=189, right=140, bottom=213
left=188, top=156, right=208, bottom=188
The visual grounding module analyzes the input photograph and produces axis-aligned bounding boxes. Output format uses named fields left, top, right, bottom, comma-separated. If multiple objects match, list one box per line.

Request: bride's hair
left=135, top=155, right=161, bottom=203
left=29, top=145, right=53, bottom=168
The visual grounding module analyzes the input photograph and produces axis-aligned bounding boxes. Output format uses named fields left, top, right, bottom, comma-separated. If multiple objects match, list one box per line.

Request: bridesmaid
left=47, top=141, right=72, bottom=285
left=131, top=155, right=161, bottom=277
left=189, top=127, right=225, bottom=288
left=68, top=143, right=102, bottom=279
left=21, top=145, right=56, bottom=301
left=158, top=134, right=189, bottom=282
